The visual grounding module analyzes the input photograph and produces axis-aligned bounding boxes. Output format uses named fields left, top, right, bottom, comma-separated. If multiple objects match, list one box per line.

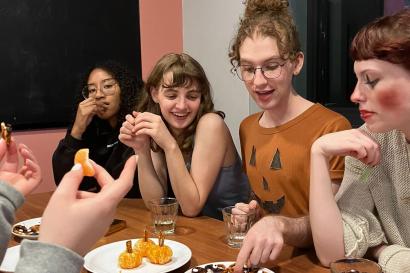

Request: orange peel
left=74, top=148, right=95, bottom=176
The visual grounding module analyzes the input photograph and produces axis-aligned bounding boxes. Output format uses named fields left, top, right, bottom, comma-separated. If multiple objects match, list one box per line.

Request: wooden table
left=10, top=192, right=330, bottom=273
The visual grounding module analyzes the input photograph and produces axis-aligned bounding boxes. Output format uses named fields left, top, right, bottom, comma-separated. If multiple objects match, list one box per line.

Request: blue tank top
left=185, top=151, right=251, bottom=220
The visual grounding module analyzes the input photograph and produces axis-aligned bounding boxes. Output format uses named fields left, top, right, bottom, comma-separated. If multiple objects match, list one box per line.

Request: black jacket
left=52, top=118, right=141, bottom=198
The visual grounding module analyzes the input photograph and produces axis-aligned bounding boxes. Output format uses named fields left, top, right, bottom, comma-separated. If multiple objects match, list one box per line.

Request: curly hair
left=229, top=0, right=301, bottom=70
left=136, top=53, right=223, bottom=155
left=350, top=8, right=410, bottom=72
left=73, top=60, right=143, bottom=127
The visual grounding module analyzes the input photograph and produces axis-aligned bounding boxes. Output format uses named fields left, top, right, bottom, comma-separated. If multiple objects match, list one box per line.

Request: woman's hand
left=39, top=156, right=136, bottom=256
left=119, top=112, right=150, bottom=153
left=132, top=112, right=177, bottom=152
left=71, top=98, right=97, bottom=139
left=311, top=129, right=381, bottom=166
left=0, top=138, right=42, bottom=196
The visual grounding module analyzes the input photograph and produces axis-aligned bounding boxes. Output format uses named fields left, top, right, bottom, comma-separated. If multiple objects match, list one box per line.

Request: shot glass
left=148, top=197, right=179, bottom=235
left=222, top=206, right=256, bottom=248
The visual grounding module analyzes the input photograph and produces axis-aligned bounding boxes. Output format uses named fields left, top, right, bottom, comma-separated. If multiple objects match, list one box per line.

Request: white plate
left=0, top=245, right=21, bottom=272
left=84, top=238, right=191, bottom=273
left=11, top=217, right=41, bottom=240
left=185, top=261, right=275, bottom=273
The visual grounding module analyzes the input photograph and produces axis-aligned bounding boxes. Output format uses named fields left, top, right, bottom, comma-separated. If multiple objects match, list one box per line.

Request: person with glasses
left=119, top=53, right=250, bottom=220
left=52, top=60, right=143, bottom=198
left=228, top=0, right=351, bottom=270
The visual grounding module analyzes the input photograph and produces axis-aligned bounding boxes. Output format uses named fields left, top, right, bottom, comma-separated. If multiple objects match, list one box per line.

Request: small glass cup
left=148, top=197, right=179, bottom=235
left=330, top=258, right=382, bottom=273
left=222, top=206, right=256, bottom=248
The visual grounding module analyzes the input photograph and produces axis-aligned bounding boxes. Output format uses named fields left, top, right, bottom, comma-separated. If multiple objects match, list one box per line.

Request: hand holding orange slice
left=74, top=148, right=95, bottom=176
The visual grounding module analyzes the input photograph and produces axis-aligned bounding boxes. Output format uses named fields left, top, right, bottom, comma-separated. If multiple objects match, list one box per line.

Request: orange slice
left=74, top=148, right=95, bottom=176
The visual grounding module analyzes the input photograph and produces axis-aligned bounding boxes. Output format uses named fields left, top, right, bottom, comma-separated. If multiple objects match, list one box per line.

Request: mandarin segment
left=74, top=148, right=95, bottom=176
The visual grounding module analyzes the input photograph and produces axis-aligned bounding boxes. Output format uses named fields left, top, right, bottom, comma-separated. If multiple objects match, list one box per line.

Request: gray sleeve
left=15, top=240, right=84, bottom=273
left=336, top=156, right=386, bottom=257
left=0, top=181, right=24, bottom=263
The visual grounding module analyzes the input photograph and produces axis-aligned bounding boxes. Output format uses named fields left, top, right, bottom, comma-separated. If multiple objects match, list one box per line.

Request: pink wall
left=13, top=129, right=66, bottom=193
left=12, top=0, right=183, bottom=194
left=139, top=0, right=183, bottom=79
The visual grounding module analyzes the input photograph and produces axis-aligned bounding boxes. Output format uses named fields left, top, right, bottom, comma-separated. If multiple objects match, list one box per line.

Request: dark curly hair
left=136, top=53, right=224, bottom=155
left=229, top=0, right=301, bottom=70
left=73, top=60, right=143, bottom=127
left=350, top=8, right=410, bottom=72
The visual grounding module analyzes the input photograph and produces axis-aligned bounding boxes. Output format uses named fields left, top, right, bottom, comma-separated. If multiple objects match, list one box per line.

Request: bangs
left=162, top=66, right=198, bottom=90
left=351, top=9, right=410, bottom=71
left=350, top=27, right=380, bottom=61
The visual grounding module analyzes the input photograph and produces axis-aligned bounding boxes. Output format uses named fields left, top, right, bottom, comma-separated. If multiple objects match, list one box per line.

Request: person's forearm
left=137, top=150, right=166, bottom=208
left=309, top=150, right=345, bottom=266
left=278, top=215, right=312, bottom=248
left=70, top=127, right=83, bottom=140
left=163, top=144, right=204, bottom=217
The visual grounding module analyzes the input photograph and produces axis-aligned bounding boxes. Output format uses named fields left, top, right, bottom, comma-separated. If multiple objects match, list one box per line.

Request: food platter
left=84, top=238, right=191, bottom=273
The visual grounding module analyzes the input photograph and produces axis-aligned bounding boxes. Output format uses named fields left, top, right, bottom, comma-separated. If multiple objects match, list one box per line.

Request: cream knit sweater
left=335, top=127, right=410, bottom=273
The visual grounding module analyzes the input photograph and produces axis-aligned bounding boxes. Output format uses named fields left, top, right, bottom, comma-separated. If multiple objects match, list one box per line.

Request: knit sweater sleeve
left=378, top=245, right=410, bottom=273
left=15, top=240, right=84, bottom=273
left=335, top=156, right=386, bottom=257
left=0, top=181, right=24, bottom=263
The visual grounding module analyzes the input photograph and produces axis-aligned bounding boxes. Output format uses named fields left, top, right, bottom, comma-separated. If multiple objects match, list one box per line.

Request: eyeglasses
left=234, top=62, right=286, bottom=82
left=82, top=78, right=118, bottom=99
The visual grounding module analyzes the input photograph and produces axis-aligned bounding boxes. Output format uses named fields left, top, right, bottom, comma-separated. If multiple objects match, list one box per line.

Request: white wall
left=182, top=0, right=253, bottom=151
left=182, top=1, right=308, bottom=151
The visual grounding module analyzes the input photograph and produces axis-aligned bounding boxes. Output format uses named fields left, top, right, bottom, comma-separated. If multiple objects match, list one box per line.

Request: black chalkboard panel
left=0, top=0, right=141, bottom=130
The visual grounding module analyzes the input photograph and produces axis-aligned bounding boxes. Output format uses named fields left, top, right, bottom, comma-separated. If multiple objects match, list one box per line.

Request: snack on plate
left=147, top=232, right=173, bottom=265
left=1, top=122, right=12, bottom=145
left=191, top=263, right=268, bottom=273
left=13, top=224, right=40, bottom=236
left=118, top=240, right=142, bottom=269
left=134, top=229, right=155, bottom=257
left=192, top=263, right=234, bottom=273
left=74, top=148, right=95, bottom=176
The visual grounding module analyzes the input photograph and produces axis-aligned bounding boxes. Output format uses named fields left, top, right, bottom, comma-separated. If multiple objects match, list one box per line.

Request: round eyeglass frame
left=234, top=63, right=286, bottom=82
left=81, top=79, right=118, bottom=99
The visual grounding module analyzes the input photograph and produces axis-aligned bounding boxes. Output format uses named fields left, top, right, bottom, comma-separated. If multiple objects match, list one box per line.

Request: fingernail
left=71, top=163, right=82, bottom=171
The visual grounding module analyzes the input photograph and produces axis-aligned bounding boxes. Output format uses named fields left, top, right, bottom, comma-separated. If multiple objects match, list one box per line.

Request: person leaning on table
left=309, top=8, right=410, bottom=273
left=119, top=53, right=250, bottom=220
left=0, top=137, right=136, bottom=273
left=228, top=0, right=351, bottom=270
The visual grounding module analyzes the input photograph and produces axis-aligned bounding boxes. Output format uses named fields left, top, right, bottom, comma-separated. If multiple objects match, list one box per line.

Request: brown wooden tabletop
left=9, top=192, right=330, bottom=273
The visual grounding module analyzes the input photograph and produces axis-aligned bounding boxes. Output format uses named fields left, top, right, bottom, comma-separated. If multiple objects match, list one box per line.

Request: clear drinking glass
left=222, top=206, right=256, bottom=248
left=148, top=197, right=179, bottom=235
